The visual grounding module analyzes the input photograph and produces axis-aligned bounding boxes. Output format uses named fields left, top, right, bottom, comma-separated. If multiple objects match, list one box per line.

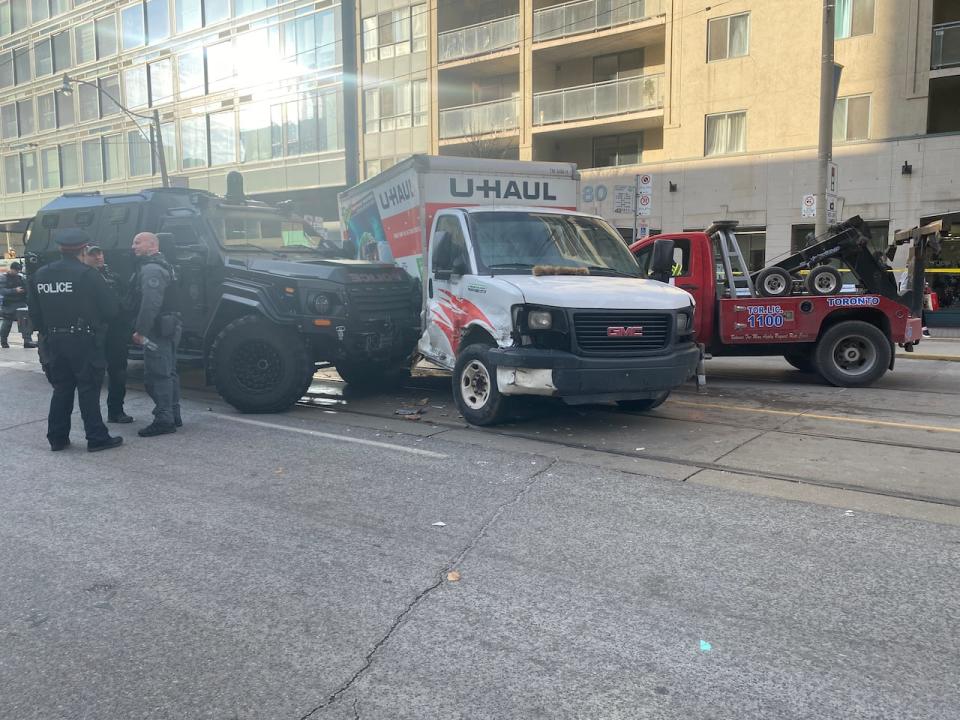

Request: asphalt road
left=1, top=349, right=959, bottom=719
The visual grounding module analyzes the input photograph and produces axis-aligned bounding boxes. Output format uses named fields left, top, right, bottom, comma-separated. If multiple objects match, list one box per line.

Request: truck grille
left=573, top=312, right=671, bottom=355
left=347, top=283, right=413, bottom=317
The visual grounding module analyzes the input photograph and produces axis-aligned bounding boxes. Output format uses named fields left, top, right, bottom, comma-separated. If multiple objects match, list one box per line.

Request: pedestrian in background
left=27, top=230, right=122, bottom=452
left=82, top=245, right=133, bottom=423
left=1, top=261, right=37, bottom=349
left=130, top=232, right=182, bottom=436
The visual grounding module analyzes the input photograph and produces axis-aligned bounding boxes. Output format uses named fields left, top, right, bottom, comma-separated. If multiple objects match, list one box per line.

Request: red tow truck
left=630, top=216, right=941, bottom=387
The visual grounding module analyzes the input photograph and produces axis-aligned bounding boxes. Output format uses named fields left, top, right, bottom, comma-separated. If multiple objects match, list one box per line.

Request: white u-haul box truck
left=338, top=155, right=698, bottom=425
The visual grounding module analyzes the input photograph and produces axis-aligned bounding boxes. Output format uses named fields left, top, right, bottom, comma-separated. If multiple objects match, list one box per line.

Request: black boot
left=1, top=341, right=8, bottom=349
left=22, top=340, right=37, bottom=349
left=138, top=422, right=176, bottom=437
left=108, top=411, right=134, bottom=424
left=88, top=436, right=123, bottom=452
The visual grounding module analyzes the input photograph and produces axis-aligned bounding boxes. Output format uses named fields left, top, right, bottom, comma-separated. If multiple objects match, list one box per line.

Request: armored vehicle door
left=157, top=215, right=214, bottom=338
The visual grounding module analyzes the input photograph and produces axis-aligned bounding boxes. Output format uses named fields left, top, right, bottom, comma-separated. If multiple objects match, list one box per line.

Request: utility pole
left=815, top=0, right=835, bottom=238
left=152, top=109, right=169, bottom=188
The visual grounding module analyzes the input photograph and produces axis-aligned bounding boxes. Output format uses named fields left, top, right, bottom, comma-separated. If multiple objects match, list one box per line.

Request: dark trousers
left=0, top=312, right=28, bottom=342
left=143, top=325, right=181, bottom=426
left=105, top=326, right=129, bottom=415
left=44, top=335, right=110, bottom=444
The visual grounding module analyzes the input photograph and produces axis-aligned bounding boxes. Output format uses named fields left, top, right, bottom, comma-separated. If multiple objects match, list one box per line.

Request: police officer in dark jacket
left=130, top=232, right=182, bottom=436
left=27, top=230, right=123, bottom=452
left=0, top=261, right=37, bottom=348
left=82, top=245, right=133, bottom=423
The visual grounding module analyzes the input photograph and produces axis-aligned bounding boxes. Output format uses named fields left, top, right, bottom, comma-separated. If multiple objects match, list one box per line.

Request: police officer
left=130, top=232, right=182, bottom=436
left=82, top=245, right=133, bottom=423
left=27, top=230, right=123, bottom=452
left=1, top=261, right=37, bottom=348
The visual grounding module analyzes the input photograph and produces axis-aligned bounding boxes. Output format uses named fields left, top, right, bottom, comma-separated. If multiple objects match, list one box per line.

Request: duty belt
left=46, top=326, right=95, bottom=335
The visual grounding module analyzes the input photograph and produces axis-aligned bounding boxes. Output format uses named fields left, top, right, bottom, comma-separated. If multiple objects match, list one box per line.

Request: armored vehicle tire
left=805, top=265, right=843, bottom=296
left=814, top=320, right=891, bottom=387
left=335, top=361, right=411, bottom=388
left=755, top=267, right=793, bottom=297
left=452, top=344, right=511, bottom=426
left=784, top=351, right=816, bottom=372
left=616, top=391, right=670, bottom=412
left=210, top=315, right=314, bottom=413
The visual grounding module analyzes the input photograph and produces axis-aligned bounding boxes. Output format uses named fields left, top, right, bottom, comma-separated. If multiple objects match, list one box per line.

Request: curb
left=899, top=353, right=960, bottom=362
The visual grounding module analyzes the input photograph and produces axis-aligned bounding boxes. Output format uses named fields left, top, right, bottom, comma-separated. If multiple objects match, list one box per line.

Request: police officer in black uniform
left=28, top=230, right=123, bottom=452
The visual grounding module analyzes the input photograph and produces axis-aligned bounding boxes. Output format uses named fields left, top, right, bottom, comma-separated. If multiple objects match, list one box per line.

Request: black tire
left=805, top=265, right=843, bottom=296
left=755, top=267, right=793, bottom=297
left=452, top=344, right=510, bottom=426
left=335, top=361, right=411, bottom=388
left=616, top=391, right=670, bottom=412
left=209, top=315, right=314, bottom=413
left=783, top=351, right=816, bottom=373
left=814, top=320, right=891, bottom=387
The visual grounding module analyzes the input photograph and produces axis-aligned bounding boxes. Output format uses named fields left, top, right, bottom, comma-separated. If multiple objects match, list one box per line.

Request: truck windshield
left=211, top=209, right=344, bottom=257
left=467, top=212, right=640, bottom=277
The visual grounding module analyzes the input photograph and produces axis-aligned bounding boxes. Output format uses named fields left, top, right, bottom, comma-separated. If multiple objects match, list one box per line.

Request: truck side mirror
left=650, top=238, right=676, bottom=283
left=452, top=253, right=469, bottom=277
left=433, top=231, right=452, bottom=280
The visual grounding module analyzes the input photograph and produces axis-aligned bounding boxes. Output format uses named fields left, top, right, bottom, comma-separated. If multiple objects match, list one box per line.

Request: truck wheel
left=452, top=344, right=510, bottom=426
left=814, top=321, right=891, bottom=387
left=210, top=315, right=314, bottom=413
left=616, top=391, right=670, bottom=412
left=805, top=266, right=843, bottom=296
left=755, top=267, right=793, bottom=297
left=335, top=361, right=411, bottom=388
left=783, top=351, right=816, bottom=373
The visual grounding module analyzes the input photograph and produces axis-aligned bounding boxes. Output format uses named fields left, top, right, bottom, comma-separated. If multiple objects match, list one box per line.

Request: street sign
left=638, top=173, right=653, bottom=189
left=635, top=220, right=650, bottom=240
left=636, top=193, right=652, bottom=216
left=826, top=193, right=843, bottom=224
left=828, top=162, right=839, bottom=194
left=801, top=194, right=816, bottom=218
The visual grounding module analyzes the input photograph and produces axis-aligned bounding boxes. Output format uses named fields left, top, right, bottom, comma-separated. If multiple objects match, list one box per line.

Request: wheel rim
left=460, top=360, right=491, bottom=410
left=814, top=272, right=838, bottom=294
left=830, top=334, right=876, bottom=377
left=232, top=340, right=284, bottom=392
left=764, top=275, right=786, bottom=294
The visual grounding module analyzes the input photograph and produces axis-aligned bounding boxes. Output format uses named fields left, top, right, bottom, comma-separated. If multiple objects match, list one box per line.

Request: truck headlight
left=676, top=313, right=690, bottom=332
left=309, top=293, right=333, bottom=315
left=528, top=310, right=553, bottom=330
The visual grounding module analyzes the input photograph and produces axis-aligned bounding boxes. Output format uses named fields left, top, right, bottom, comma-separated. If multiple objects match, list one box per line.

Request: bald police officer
left=130, top=232, right=182, bottom=436
left=27, top=230, right=123, bottom=452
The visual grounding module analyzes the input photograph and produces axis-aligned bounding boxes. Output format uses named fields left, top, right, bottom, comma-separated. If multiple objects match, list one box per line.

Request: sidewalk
left=904, top=333, right=960, bottom=362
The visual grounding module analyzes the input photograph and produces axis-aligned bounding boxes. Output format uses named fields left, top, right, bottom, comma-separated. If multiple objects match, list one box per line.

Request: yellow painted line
left=670, top=399, right=960, bottom=434
left=899, top=354, right=960, bottom=362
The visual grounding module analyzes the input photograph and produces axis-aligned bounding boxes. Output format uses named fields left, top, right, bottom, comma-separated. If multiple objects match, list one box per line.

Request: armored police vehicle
left=24, top=174, right=420, bottom=413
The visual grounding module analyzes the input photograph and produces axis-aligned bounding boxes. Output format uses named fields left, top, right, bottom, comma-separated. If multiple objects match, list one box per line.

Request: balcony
left=439, top=15, right=520, bottom=64
left=533, top=73, right=663, bottom=127
left=533, top=0, right=663, bottom=43
left=440, top=97, right=520, bottom=140
left=932, top=21, right=960, bottom=70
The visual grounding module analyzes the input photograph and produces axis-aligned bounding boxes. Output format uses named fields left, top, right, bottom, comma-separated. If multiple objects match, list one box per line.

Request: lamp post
left=58, top=74, right=169, bottom=188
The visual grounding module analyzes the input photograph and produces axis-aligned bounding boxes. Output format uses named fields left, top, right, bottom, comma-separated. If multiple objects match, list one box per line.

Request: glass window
left=13, top=46, right=31, bottom=85
left=122, top=3, right=146, bottom=49
left=707, top=13, right=749, bottom=61
left=60, top=143, right=79, bottom=186
left=76, top=22, right=96, bottom=64
left=0, top=104, right=17, bottom=139
left=160, top=121, right=177, bottom=172
left=177, top=47, right=204, bottom=99
left=56, top=91, right=74, bottom=127
left=96, top=15, right=118, bottom=58
left=78, top=83, right=99, bottom=122
left=412, top=3, right=427, bottom=53
left=149, top=58, right=174, bottom=105
left=21, top=151, right=39, bottom=192
left=146, top=0, right=170, bottom=44
left=836, top=0, right=874, bottom=39
left=180, top=116, right=207, bottom=168
left=235, top=0, right=276, bottom=17
left=51, top=0, right=69, bottom=15
left=204, top=0, right=230, bottom=25
left=35, top=39, right=53, bottom=77
left=284, top=99, right=299, bottom=155
left=205, top=41, right=233, bottom=92
left=32, top=0, right=49, bottom=22
left=103, top=133, right=123, bottom=180
left=362, top=16, right=378, bottom=63
left=3, top=155, right=20, bottom=194
left=593, top=133, right=642, bottom=167
left=209, top=111, right=235, bottom=165
left=100, top=75, right=122, bottom=117
left=0, top=2, right=10, bottom=37
left=0, top=51, right=12, bottom=88
left=364, top=88, right=379, bottom=134
left=128, top=129, right=153, bottom=176
left=321, top=90, right=340, bottom=150
left=300, top=93, right=320, bottom=154
left=38, top=92, right=56, bottom=132
left=175, top=0, right=201, bottom=32
left=82, top=138, right=102, bottom=182
left=413, top=79, right=428, bottom=126
left=834, top=95, right=870, bottom=141
left=17, top=99, right=34, bottom=136
left=125, top=65, right=148, bottom=108
left=52, top=31, right=71, bottom=72
left=705, top=111, right=746, bottom=155
left=11, top=0, right=27, bottom=31
left=240, top=103, right=279, bottom=162
left=41, top=146, right=61, bottom=189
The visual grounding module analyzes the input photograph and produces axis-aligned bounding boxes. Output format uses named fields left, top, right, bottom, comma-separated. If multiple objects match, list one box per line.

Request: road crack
left=298, top=457, right=559, bottom=719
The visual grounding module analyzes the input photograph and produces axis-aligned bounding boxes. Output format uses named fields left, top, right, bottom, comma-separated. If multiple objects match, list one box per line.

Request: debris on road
left=447, top=570, right=461, bottom=582
left=432, top=521, right=446, bottom=527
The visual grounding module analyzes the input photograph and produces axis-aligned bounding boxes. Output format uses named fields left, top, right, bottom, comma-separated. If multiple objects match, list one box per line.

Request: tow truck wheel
left=814, top=320, right=891, bottom=387
left=755, top=267, right=793, bottom=297
left=452, top=344, right=510, bottom=426
left=805, top=265, right=843, bottom=296
left=210, top=315, right=315, bottom=413
left=617, top=391, right=670, bottom=412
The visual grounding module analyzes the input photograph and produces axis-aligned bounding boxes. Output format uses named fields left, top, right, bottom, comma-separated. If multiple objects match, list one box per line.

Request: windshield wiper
left=487, top=262, right=536, bottom=271
left=227, top=242, right=286, bottom=258
left=583, top=265, right=639, bottom=278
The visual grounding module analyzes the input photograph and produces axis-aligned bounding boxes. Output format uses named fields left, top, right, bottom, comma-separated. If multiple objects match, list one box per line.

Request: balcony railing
left=533, top=0, right=662, bottom=43
left=533, top=73, right=663, bottom=126
left=440, top=97, right=520, bottom=140
left=438, top=15, right=520, bottom=63
left=932, top=21, right=960, bottom=70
